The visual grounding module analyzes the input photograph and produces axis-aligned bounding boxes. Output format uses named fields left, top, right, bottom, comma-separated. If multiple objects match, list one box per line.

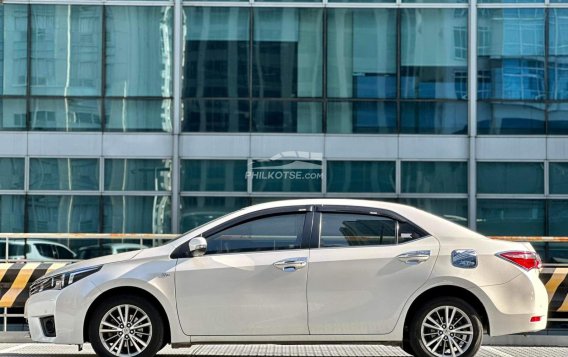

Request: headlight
left=30, top=266, right=102, bottom=296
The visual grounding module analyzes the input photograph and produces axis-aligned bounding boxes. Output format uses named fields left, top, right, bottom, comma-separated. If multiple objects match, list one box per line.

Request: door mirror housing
left=188, top=237, right=207, bottom=257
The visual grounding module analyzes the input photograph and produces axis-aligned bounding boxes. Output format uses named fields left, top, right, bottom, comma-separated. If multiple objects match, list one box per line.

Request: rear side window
left=320, top=213, right=397, bottom=248
left=398, top=221, right=428, bottom=243
left=55, top=246, right=74, bottom=259
left=35, top=243, right=56, bottom=258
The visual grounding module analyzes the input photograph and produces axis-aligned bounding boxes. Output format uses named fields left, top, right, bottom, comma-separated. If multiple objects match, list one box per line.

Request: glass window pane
left=400, top=102, right=468, bottom=134
left=30, top=158, right=99, bottom=191
left=0, top=5, right=28, bottom=96
left=27, top=195, right=100, bottom=233
left=321, top=213, right=396, bottom=248
left=399, top=198, right=468, bottom=227
left=106, top=6, right=173, bottom=97
left=30, top=98, right=102, bottom=131
left=0, top=99, right=26, bottom=130
left=184, top=7, right=249, bottom=98
left=532, top=242, right=568, bottom=264
left=478, top=9, right=545, bottom=100
left=549, top=201, right=568, bottom=236
left=549, top=103, right=568, bottom=135
left=401, top=9, right=468, bottom=99
left=477, top=199, right=545, bottom=236
left=205, top=213, right=305, bottom=254
left=550, top=163, right=568, bottom=194
left=252, top=8, right=322, bottom=98
left=477, top=102, right=545, bottom=135
left=251, top=159, right=322, bottom=193
left=181, top=160, right=247, bottom=192
left=105, top=99, right=172, bottom=132
left=327, top=161, right=395, bottom=193
left=327, top=9, right=396, bottom=99
left=180, top=196, right=250, bottom=232
left=0, top=195, right=25, bottom=232
left=549, top=10, right=568, bottom=100
left=401, top=162, right=468, bottom=193
left=477, top=162, right=544, bottom=194
left=183, top=99, right=249, bottom=132
left=252, top=101, right=322, bottom=133
left=103, top=196, right=171, bottom=233
left=0, top=158, right=24, bottom=190
left=30, top=5, right=102, bottom=96
left=327, top=101, right=396, bottom=134
left=105, top=159, right=172, bottom=191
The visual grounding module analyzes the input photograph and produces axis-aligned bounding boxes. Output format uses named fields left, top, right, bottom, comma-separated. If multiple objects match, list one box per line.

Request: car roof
left=3, top=239, right=73, bottom=248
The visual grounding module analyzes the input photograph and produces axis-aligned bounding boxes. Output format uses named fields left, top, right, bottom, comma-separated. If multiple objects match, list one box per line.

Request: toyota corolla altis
left=25, top=199, right=548, bottom=357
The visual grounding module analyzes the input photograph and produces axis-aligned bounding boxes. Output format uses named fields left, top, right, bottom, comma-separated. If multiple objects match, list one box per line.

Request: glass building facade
left=0, top=0, right=568, bottom=242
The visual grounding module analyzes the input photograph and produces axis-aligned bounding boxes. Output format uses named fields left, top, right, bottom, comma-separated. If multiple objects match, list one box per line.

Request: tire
left=408, top=297, right=483, bottom=357
left=88, top=294, right=165, bottom=357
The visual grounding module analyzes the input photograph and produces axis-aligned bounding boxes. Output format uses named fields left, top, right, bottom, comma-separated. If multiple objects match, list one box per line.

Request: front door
left=175, top=209, right=312, bottom=336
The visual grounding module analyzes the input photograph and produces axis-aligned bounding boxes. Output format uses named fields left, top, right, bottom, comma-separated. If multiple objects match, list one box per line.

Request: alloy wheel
left=420, top=305, right=474, bottom=357
left=98, top=304, right=153, bottom=357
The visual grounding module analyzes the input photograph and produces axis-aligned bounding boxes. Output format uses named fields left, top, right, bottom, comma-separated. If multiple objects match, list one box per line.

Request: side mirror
left=188, top=237, right=207, bottom=257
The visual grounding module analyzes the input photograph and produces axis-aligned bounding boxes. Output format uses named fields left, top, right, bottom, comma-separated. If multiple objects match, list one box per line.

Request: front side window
left=320, top=213, right=397, bottom=248
left=205, top=213, right=306, bottom=254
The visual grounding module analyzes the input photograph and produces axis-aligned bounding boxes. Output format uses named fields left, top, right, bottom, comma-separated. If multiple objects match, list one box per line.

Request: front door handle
left=273, top=257, right=308, bottom=272
left=397, top=250, right=431, bottom=265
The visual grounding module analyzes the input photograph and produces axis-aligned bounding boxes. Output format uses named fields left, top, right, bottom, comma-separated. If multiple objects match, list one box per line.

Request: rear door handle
left=397, top=250, right=431, bottom=265
left=273, top=257, right=308, bottom=272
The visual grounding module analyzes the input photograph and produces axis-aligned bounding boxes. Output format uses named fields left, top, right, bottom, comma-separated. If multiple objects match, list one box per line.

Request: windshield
left=172, top=208, right=247, bottom=244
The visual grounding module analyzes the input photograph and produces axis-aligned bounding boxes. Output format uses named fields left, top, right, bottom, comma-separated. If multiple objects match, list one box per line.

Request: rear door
left=307, top=205, right=440, bottom=335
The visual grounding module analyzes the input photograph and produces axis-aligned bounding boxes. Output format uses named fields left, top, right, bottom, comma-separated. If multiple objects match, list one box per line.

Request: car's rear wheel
left=89, top=295, right=164, bottom=357
left=408, top=297, right=483, bottom=357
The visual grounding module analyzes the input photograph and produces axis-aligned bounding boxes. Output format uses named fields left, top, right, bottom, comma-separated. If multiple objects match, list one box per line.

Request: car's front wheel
left=88, top=294, right=164, bottom=357
left=408, top=297, right=483, bottom=357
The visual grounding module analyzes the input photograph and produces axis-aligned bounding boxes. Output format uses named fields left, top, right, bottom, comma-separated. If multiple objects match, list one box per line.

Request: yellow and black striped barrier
left=542, top=267, right=568, bottom=313
left=0, top=262, right=67, bottom=308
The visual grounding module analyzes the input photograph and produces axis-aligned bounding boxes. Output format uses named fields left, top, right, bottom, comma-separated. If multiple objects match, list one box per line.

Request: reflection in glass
left=321, top=213, right=396, bottom=247
left=105, top=159, right=172, bottom=191
left=401, top=9, right=468, bottom=99
left=30, top=158, right=99, bottom=191
left=327, top=161, right=395, bottom=193
left=477, top=9, right=545, bottom=100
left=103, top=196, right=171, bottom=233
left=549, top=104, right=568, bottom=134
left=106, top=6, right=173, bottom=97
left=27, top=195, right=100, bottom=233
left=327, top=9, right=396, bottom=98
left=0, top=195, right=25, bottom=232
left=181, top=160, right=247, bottom=192
left=0, top=5, right=28, bottom=95
left=180, top=196, right=250, bottom=232
left=184, top=7, right=249, bottom=98
left=30, top=5, right=102, bottom=96
left=183, top=100, right=249, bottom=132
left=327, top=101, right=396, bottom=134
left=549, top=201, right=568, bottom=237
left=402, top=162, right=468, bottom=193
left=253, top=8, right=323, bottom=98
left=0, top=158, right=24, bottom=190
left=252, top=101, right=322, bottom=133
left=30, top=98, right=101, bottom=131
left=399, top=198, right=468, bottom=227
left=0, top=99, right=26, bottom=130
left=477, top=199, right=545, bottom=236
left=251, top=159, right=322, bottom=193
left=549, top=10, right=568, bottom=100
left=105, top=99, right=172, bottom=132
left=550, top=163, right=568, bottom=194
left=401, top=102, right=468, bottom=134
left=477, top=102, right=545, bottom=135
left=477, top=162, right=544, bottom=194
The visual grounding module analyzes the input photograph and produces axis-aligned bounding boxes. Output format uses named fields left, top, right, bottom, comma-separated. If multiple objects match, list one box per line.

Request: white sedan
left=25, top=199, right=548, bottom=357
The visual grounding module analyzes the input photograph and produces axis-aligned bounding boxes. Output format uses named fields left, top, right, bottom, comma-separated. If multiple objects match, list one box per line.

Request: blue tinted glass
left=477, top=162, right=544, bottom=194
left=0, top=195, right=25, bottom=232
left=181, top=160, right=248, bottom=192
left=549, top=10, right=568, bottom=100
left=251, top=159, right=322, bottom=193
left=550, top=163, right=568, bottom=194
left=402, top=162, right=468, bottom=194
left=477, top=199, right=545, bottom=236
left=477, top=102, right=545, bottom=135
left=0, top=158, right=24, bottom=190
left=30, top=158, right=99, bottom=191
left=180, top=196, right=250, bottom=232
left=103, top=196, right=171, bottom=233
left=252, top=101, right=322, bottom=133
left=549, top=103, right=568, bottom=135
left=105, top=99, right=172, bottom=132
left=0, top=5, right=28, bottom=95
left=401, top=9, right=468, bottom=99
left=27, top=195, right=100, bottom=233
left=327, top=101, right=396, bottom=134
left=105, top=159, right=172, bottom=191
left=30, top=98, right=102, bottom=131
left=327, top=9, right=396, bottom=99
left=399, top=198, right=468, bottom=227
left=31, top=5, right=102, bottom=96
left=327, top=161, right=395, bottom=193
left=549, top=201, right=568, bottom=236
left=478, top=9, right=545, bottom=100
left=401, top=102, right=468, bottom=134
left=106, top=6, right=173, bottom=97
left=183, top=100, right=249, bottom=132
left=0, top=99, right=26, bottom=130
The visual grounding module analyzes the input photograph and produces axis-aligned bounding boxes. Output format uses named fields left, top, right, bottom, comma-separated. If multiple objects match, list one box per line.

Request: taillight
left=497, top=251, right=542, bottom=271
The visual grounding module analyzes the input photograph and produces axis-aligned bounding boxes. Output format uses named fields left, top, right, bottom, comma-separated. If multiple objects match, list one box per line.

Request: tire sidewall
left=409, top=297, right=483, bottom=357
left=89, top=295, right=164, bottom=357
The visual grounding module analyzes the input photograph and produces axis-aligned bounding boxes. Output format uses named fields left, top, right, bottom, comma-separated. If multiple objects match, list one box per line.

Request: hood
left=44, top=250, right=142, bottom=278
